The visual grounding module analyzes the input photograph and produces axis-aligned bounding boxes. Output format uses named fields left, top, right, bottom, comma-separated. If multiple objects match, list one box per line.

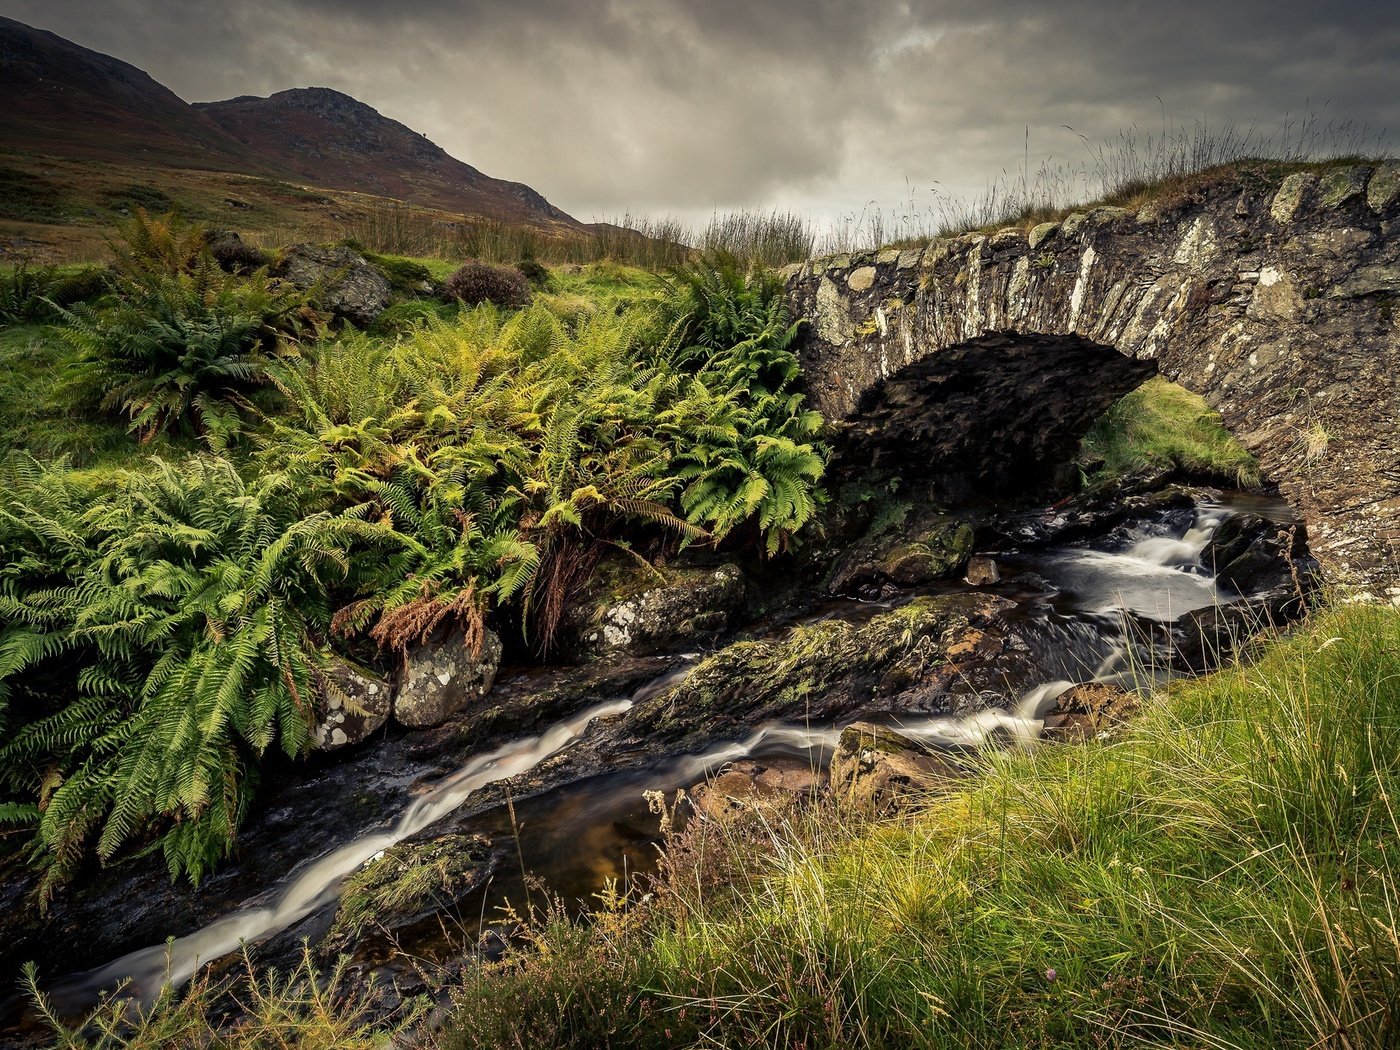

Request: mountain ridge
left=0, top=17, right=578, bottom=230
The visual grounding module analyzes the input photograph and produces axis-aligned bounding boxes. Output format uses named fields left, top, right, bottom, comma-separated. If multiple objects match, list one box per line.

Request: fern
left=0, top=454, right=404, bottom=898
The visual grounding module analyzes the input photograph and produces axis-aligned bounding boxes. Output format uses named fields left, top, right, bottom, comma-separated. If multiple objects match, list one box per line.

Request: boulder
left=395, top=628, right=504, bottom=728
left=827, top=513, right=974, bottom=596
left=1040, top=683, right=1140, bottom=743
left=629, top=592, right=1019, bottom=750
left=563, top=563, right=746, bottom=661
left=311, top=657, right=393, bottom=751
left=965, top=555, right=1001, bottom=586
left=688, top=757, right=823, bottom=824
left=828, top=721, right=964, bottom=813
left=275, top=243, right=392, bottom=327
left=1202, top=513, right=1312, bottom=597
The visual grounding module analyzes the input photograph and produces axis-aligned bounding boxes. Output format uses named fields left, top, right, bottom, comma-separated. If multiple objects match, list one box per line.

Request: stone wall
left=785, top=163, right=1400, bottom=599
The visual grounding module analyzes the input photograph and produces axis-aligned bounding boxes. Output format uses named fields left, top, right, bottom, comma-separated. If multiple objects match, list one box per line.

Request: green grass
left=1080, top=376, right=1261, bottom=488
left=438, top=603, right=1400, bottom=1049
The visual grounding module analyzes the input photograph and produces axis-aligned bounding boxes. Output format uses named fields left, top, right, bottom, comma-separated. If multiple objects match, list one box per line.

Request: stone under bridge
left=785, top=163, right=1400, bottom=600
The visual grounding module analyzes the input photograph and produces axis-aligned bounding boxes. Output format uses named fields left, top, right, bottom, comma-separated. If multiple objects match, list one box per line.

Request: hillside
left=0, top=17, right=580, bottom=259
left=195, top=88, right=580, bottom=229
left=0, top=16, right=278, bottom=175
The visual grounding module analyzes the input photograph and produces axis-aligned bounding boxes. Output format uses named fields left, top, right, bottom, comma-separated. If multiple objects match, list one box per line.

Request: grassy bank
left=438, top=603, right=1399, bottom=1049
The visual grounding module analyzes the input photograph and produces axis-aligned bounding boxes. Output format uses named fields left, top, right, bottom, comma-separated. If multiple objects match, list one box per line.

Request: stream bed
left=4, top=487, right=1304, bottom=1036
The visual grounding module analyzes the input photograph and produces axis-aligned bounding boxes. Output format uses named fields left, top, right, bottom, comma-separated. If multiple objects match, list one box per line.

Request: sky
left=3, top=0, right=1398, bottom=233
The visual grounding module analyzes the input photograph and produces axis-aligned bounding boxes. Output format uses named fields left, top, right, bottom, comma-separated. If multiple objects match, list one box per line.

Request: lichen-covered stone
left=828, top=721, right=963, bottom=812
left=1270, top=172, right=1316, bottom=224
left=312, top=657, right=392, bottom=751
left=274, top=244, right=392, bottom=327
left=1317, top=165, right=1372, bottom=210
left=1367, top=162, right=1400, bottom=213
left=1028, top=221, right=1060, bottom=249
left=563, top=563, right=746, bottom=661
left=846, top=266, right=878, bottom=292
left=395, top=627, right=503, bottom=728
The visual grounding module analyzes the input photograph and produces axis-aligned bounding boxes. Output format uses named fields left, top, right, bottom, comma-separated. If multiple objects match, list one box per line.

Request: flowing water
left=33, top=492, right=1288, bottom=1018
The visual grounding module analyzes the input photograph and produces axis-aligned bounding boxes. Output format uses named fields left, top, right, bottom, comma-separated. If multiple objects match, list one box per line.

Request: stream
left=15, top=489, right=1299, bottom=1030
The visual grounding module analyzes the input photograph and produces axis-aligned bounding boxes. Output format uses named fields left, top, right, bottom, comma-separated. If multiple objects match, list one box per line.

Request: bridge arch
left=786, top=163, right=1400, bottom=599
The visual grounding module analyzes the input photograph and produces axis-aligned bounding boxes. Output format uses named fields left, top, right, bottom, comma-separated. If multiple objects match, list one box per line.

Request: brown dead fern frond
left=369, top=581, right=486, bottom=660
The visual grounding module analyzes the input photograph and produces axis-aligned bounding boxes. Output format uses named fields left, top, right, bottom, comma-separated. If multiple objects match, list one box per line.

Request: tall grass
left=820, top=112, right=1393, bottom=253
left=26, top=947, right=418, bottom=1049
left=440, top=604, right=1400, bottom=1049
left=337, top=203, right=813, bottom=271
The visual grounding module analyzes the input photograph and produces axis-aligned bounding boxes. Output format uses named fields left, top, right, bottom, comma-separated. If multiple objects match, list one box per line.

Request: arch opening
left=829, top=331, right=1156, bottom=503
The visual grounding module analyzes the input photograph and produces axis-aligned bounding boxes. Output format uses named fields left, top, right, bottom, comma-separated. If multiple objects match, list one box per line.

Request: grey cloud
left=1, top=0, right=1396, bottom=227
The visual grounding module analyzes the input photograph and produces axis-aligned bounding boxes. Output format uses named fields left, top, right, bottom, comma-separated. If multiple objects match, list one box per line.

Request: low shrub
left=205, top=230, right=271, bottom=274
left=517, top=257, right=553, bottom=289
left=441, top=260, right=532, bottom=308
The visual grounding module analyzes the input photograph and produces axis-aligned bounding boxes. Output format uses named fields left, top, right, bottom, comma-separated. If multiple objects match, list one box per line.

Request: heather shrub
left=205, top=230, right=271, bottom=274
left=517, top=257, right=553, bottom=289
left=442, top=260, right=531, bottom=308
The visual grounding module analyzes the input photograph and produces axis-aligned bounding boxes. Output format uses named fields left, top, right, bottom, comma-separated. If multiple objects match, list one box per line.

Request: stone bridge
left=785, top=163, right=1400, bottom=600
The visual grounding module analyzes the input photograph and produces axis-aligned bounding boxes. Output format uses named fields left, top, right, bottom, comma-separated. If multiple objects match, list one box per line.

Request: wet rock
left=1040, top=683, right=1140, bottom=743
left=688, top=757, right=823, bottom=824
left=562, top=562, right=746, bottom=661
left=274, top=243, right=392, bottom=327
left=320, top=833, right=497, bottom=957
left=1172, top=597, right=1293, bottom=674
left=395, top=628, right=504, bottom=728
left=311, top=657, right=392, bottom=751
left=1203, top=513, right=1312, bottom=596
left=828, top=722, right=963, bottom=812
left=965, top=555, right=1001, bottom=586
left=827, top=513, right=974, bottom=596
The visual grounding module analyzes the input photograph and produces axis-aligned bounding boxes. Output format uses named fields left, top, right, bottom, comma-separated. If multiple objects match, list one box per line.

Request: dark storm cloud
left=2, top=0, right=1397, bottom=227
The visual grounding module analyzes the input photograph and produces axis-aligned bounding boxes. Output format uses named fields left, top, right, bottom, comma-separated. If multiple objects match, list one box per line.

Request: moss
left=363, top=251, right=435, bottom=295
left=323, top=833, right=493, bottom=955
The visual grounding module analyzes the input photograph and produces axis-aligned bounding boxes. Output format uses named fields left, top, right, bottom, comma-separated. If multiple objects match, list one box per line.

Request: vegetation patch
left=441, top=604, right=1400, bottom=1049
left=1079, top=376, right=1261, bottom=488
left=0, top=223, right=827, bottom=895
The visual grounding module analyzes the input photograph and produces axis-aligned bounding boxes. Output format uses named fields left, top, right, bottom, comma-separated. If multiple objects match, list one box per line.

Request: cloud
left=2, top=0, right=1396, bottom=228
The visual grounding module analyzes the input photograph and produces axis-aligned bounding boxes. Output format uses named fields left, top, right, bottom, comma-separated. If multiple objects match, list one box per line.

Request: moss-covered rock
left=632, top=592, right=1014, bottom=745
left=826, top=513, right=974, bottom=596
left=322, top=833, right=497, bottom=957
left=828, top=721, right=964, bottom=812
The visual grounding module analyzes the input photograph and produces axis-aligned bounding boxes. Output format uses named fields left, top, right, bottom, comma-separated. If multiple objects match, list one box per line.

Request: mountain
left=0, top=17, right=578, bottom=230
left=0, top=16, right=274, bottom=175
left=194, top=88, right=579, bottom=228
